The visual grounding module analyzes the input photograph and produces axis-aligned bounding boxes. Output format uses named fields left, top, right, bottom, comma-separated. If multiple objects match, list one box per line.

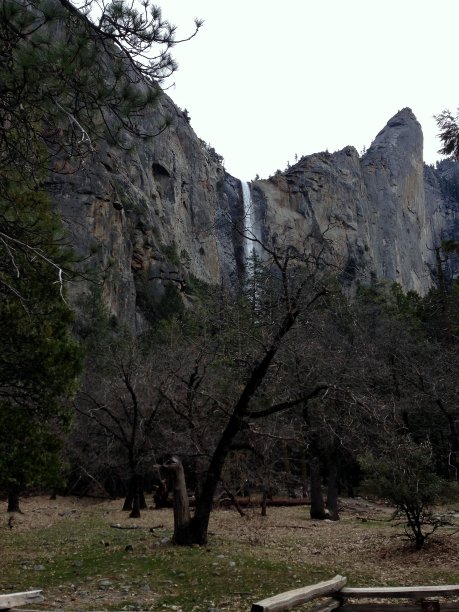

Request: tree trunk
left=123, top=474, right=144, bottom=517
left=129, top=474, right=141, bottom=518
left=261, top=489, right=268, bottom=517
left=221, top=482, right=245, bottom=517
left=153, top=480, right=169, bottom=508
left=122, top=476, right=134, bottom=511
left=164, top=456, right=192, bottom=545
left=7, top=487, right=21, bottom=513
left=282, top=443, right=296, bottom=498
left=309, top=457, right=326, bottom=520
left=139, top=476, right=147, bottom=510
left=326, top=460, right=340, bottom=521
left=403, top=504, right=427, bottom=550
left=165, top=307, right=306, bottom=545
left=436, top=399, right=459, bottom=479
left=300, top=449, right=309, bottom=499
left=139, top=489, right=147, bottom=509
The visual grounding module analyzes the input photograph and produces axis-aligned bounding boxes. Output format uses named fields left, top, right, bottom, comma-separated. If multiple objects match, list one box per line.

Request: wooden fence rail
left=0, top=590, right=43, bottom=611
left=251, top=575, right=346, bottom=612
left=251, top=576, right=459, bottom=612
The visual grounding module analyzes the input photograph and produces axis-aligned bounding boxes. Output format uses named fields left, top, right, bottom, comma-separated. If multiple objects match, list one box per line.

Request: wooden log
left=0, top=591, right=44, bottom=610
left=342, top=607, right=418, bottom=611
left=341, top=585, right=459, bottom=599
left=251, top=575, right=347, bottom=612
left=342, top=604, right=459, bottom=611
left=9, top=609, right=46, bottom=612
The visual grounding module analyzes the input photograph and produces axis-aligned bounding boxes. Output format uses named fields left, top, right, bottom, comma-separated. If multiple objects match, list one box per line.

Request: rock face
left=53, top=101, right=459, bottom=328
left=251, top=108, right=459, bottom=294
left=53, top=93, right=233, bottom=328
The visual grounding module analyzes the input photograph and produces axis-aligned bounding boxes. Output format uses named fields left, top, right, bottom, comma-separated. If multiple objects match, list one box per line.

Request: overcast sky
left=161, top=0, right=458, bottom=180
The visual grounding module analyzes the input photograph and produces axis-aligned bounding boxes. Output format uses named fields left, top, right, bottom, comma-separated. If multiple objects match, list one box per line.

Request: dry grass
left=1, top=495, right=459, bottom=611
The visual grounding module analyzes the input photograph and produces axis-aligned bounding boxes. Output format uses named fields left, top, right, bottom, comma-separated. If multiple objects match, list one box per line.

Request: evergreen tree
left=0, top=186, right=82, bottom=509
left=0, top=0, right=199, bottom=506
left=436, top=108, right=459, bottom=158
left=0, top=0, right=201, bottom=285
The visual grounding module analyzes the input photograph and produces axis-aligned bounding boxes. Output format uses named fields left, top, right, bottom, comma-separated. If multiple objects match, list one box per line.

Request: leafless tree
left=75, top=333, right=166, bottom=516
left=154, top=237, right=337, bottom=545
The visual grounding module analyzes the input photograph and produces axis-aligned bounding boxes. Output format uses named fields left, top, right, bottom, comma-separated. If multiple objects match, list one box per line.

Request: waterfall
left=241, top=180, right=260, bottom=263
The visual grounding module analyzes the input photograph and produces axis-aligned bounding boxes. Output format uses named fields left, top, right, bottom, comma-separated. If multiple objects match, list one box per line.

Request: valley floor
left=1, top=495, right=459, bottom=611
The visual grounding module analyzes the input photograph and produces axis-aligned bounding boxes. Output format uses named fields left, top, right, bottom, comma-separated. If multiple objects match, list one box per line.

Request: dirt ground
left=1, top=495, right=459, bottom=611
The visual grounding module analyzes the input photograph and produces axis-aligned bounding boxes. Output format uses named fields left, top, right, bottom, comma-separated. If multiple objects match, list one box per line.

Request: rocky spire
left=366, top=107, right=423, bottom=160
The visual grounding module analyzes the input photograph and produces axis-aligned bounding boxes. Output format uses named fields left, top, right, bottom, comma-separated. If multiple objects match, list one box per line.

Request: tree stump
left=164, top=456, right=192, bottom=545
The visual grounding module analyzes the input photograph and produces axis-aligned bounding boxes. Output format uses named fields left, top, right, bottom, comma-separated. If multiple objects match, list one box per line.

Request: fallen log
left=110, top=523, right=164, bottom=531
left=251, top=575, right=346, bottom=612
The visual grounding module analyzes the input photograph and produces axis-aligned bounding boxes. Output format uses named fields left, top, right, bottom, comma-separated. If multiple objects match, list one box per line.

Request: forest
left=1, top=0, right=459, bottom=575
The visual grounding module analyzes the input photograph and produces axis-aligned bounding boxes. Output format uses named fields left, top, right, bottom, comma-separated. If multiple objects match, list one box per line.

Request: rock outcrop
left=251, top=108, right=459, bottom=294
left=53, top=93, right=231, bottom=328
left=53, top=99, right=459, bottom=328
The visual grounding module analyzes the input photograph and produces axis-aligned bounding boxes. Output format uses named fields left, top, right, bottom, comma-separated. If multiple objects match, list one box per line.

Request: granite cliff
left=53, top=99, right=459, bottom=328
left=54, top=93, right=230, bottom=328
left=251, top=109, right=459, bottom=294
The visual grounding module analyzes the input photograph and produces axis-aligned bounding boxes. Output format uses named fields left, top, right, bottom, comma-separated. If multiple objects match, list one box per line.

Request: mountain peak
left=367, top=107, right=423, bottom=157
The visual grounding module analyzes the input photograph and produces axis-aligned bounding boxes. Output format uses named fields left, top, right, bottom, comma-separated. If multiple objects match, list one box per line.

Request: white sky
left=161, top=0, right=459, bottom=180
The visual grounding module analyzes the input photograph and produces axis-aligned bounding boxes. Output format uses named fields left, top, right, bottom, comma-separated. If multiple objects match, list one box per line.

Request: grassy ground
left=1, top=495, right=459, bottom=611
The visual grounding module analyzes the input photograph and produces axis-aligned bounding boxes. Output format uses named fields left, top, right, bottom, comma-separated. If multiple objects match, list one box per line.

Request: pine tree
left=0, top=186, right=83, bottom=509
left=0, top=0, right=202, bottom=285
left=0, top=0, right=200, bottom=506
left=435, top=109, right=459, bottom=158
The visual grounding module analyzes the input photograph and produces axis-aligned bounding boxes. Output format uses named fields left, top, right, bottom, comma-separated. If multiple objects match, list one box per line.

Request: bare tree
left=75, top=332, right=165, bottom=516
left=155, top=239, right=334, bottom=545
